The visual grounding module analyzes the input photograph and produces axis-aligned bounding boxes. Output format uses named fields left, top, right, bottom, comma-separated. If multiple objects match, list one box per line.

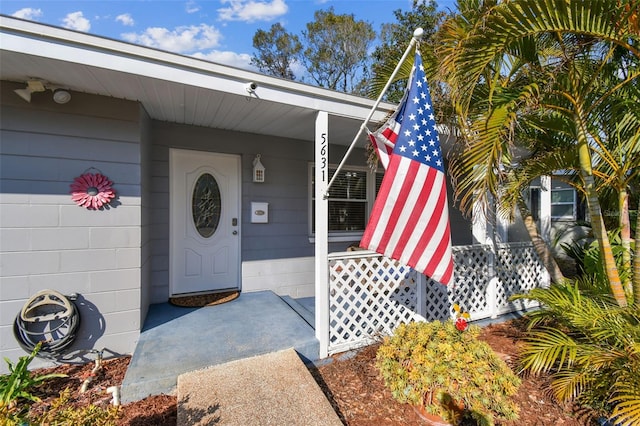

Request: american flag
left=367, top=85, right=409, bottom=170
left=361, top=49, right=454, bottom=285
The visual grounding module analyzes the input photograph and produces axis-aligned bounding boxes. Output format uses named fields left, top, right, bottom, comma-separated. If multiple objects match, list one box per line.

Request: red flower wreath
left=70, top=173, right=116, bottom=209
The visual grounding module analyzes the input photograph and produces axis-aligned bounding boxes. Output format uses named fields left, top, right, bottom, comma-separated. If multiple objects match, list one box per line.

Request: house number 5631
left=320, top=133, right=327, bottom=181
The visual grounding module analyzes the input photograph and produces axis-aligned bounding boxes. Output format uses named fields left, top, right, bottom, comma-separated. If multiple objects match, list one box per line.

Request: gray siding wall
left=0, top=83, right=143, bottom=371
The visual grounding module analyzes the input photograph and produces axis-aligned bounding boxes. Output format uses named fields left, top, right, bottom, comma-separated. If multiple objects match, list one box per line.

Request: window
left=310, top=164, right=382, bottom=240
left=192, top=173, right=221, bottom=238
left=551, top=187, right=576, bottom=220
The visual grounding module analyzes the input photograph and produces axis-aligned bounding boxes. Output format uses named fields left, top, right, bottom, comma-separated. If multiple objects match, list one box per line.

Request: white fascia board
left=0, top=16, right=395, bottom=122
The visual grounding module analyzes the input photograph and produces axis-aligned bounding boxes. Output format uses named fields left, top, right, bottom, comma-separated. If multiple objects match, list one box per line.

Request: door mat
left=169, top=290, right=239, bottom=307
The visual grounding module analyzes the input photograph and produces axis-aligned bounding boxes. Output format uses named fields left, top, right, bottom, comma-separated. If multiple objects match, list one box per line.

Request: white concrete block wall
left=242, top=257, right=316, bottom=298
left=0, top=86, right=144, bottom=372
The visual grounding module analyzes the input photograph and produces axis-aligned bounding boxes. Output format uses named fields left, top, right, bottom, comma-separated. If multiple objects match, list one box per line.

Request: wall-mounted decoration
left=252, top=154, right=265, bottom=183
left=70, top=171, right=116, bottom=209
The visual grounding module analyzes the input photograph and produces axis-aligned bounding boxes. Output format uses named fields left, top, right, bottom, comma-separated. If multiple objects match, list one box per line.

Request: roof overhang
left=0, top=15, right=396, bottom=145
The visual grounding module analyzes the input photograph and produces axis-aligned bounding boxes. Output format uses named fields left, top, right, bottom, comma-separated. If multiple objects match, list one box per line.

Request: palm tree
left=438, top=0, right=640, bottom=307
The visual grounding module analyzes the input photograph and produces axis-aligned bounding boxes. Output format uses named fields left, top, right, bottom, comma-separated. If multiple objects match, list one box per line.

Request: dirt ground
left=21, top=319, right=595, bottom=425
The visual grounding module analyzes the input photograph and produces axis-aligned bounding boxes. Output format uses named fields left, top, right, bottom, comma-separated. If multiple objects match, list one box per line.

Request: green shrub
left=0, top=342, right=66, bottom=422
left=29, top=388, right=121, bottom=426
left=376, top=320, right=520, bottom=425
left=513, top=281, right=640, bottom=425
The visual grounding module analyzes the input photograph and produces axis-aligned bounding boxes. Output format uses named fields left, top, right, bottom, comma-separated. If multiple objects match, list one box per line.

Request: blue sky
left=1, top=0, right=457, bottom=71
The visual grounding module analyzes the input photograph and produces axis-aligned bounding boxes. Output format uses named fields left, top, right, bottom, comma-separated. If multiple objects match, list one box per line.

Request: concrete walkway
left=177, top=348, right=342, bottom=425
left=120, top=291, right=319, bottom=403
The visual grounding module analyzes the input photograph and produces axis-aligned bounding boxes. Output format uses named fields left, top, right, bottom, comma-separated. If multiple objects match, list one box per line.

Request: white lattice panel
left=326, top=243, right=549, bottom=355
left=327, top=251, right=424, bottom=355
left=494, top=242, right=548, bottom=314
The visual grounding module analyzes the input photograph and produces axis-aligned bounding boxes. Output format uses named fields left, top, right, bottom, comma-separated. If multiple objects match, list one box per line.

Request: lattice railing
left=327, top=252, right=422, bottom=355
left=327, top=243, right=549, bottom=355
left=494, top=242, right=548, bottom=315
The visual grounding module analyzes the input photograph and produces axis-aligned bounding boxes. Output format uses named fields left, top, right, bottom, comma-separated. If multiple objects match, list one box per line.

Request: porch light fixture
left=252, top=154, right=265, bottom=183
left=14, top=79, right=72, bottom=104
left=14, top=79, right=46, bottom=103
left=53, top=89, right=72, bottom=104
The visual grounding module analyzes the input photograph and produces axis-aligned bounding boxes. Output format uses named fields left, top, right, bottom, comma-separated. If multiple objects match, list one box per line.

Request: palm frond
left=445, top=1, right=639, bottom=123
left=550, top=368, right=593, bottom=402
left=610, top=372, right=640, bottom=426
left=518, top=326, right=578, bottom=375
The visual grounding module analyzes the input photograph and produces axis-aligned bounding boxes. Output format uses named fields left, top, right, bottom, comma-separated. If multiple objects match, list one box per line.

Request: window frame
left=308, top=163, right=382, bottom=242
left=550, top=187, right=577, bottom=220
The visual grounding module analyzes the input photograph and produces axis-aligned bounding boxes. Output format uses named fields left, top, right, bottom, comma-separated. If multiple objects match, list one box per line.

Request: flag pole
left=324, top=27, right=424, bottom=197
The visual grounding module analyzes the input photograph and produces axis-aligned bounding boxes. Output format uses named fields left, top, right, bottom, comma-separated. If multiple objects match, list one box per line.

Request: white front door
left=170, top=149, right=241, bottom=295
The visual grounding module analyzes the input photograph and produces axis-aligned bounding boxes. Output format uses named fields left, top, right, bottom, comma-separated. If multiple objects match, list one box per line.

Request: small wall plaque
left=251, top=202, right=269, bottom=223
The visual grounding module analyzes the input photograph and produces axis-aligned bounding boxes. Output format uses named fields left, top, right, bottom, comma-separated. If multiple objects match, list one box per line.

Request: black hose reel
left=13, top=289, right=81, bottom=358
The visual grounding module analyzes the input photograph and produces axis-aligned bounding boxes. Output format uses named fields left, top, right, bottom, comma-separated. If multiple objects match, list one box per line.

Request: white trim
left=308, top=234, right=362, bottom=243
left=539, top=175, right=551, bottom=243
left=314, top=111, right=329, bottom=359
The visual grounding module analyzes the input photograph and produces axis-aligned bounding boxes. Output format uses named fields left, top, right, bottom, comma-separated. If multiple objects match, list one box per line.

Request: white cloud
left=62, top=11, right=91, bottom=32
left=116, top=13, right=135, bottom=26
left=12, top=8, right=43, bottom=21
left=192, top=50, right=255, bottom=70
left=186, top=1, right=201, bottom=14
left=289, top=60, right=305, bottom=79
left=218, top=0, right=288, bottom=22
left=122, top=24, right=223, bottom=53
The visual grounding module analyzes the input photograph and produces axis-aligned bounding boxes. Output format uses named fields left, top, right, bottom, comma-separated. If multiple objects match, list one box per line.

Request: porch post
left=472, top=193, right=493, bottom=245
left=496, top=200, right=509, bottom=243
left=539, top=175, right=552, bottom=244
left=314, top=111, right=329, bottom=359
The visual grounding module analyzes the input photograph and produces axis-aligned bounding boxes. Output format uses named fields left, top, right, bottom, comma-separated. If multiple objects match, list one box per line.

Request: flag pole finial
left=413, top=28, right=424, bottom=39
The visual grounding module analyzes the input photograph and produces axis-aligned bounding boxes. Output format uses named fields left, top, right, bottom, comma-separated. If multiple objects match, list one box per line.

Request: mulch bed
left=21, top=319, right=596, bottom=425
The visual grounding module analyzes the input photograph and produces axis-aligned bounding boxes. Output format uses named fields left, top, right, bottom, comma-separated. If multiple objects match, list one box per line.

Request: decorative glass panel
left=192, top=173, right=221, bottom=238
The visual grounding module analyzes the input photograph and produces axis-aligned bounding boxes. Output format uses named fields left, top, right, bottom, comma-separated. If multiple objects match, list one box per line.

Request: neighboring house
left=503, top=174, right=588, bottom=274
left=0, top=16, right=554, bottom=370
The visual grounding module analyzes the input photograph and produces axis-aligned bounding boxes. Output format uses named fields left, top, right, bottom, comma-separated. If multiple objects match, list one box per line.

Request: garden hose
left=13, top=289, right=81, bottom=359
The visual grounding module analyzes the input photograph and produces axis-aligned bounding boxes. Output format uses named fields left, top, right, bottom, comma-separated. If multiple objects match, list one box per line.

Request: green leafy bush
left=0, top=342, right=66, bottom=422
left=375, top=320, right=520, bottom=425
left=513, top=281, right=640, bottom=425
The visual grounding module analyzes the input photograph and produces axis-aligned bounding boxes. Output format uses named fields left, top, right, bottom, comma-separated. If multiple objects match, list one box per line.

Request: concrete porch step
left=120, top=291, right=319, bottom=403
left=280, top=295, right=315, bottom=328
left=177, top=348, right=342, bottom=425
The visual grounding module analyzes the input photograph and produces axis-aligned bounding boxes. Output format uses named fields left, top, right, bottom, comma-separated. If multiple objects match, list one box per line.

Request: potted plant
left=375, top=307, right=521, bottom=425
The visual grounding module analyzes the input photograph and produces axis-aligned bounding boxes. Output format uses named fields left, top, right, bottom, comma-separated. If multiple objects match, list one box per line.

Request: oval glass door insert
left=192, top=173, right=221, bottom=238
